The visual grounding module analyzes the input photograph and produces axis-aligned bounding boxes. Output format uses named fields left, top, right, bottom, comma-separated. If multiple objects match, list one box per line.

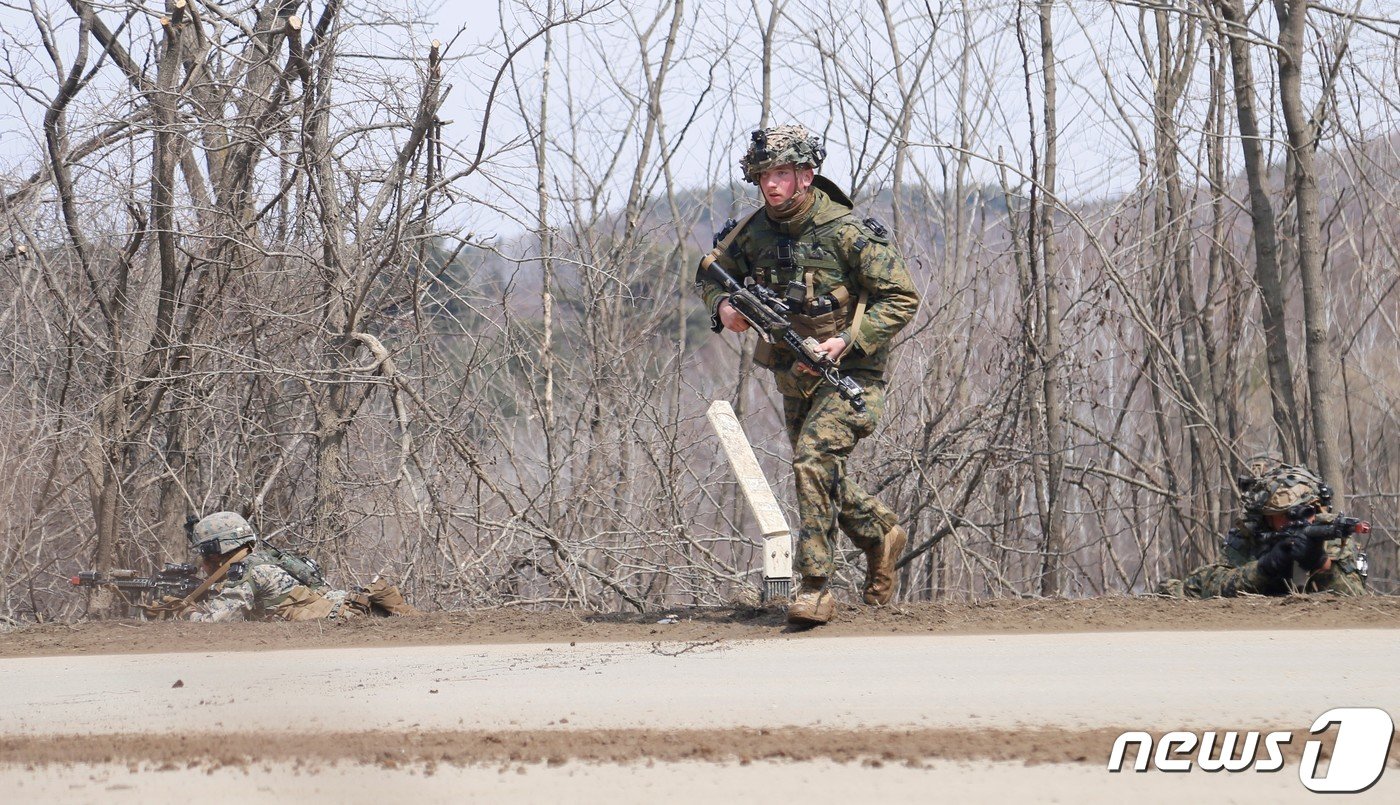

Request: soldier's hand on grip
left=1283, top=534, right=1328, bottom=572
left=793, top=336, right=848, bottom=376
left=717, top=299, right=750, bottom=332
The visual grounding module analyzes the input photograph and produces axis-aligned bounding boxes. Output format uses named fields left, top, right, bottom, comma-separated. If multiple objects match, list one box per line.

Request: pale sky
left=3, top=0, right=1398, bottom=241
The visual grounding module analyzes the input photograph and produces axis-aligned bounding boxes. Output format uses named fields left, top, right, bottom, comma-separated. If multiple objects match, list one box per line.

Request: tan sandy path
left=3, top=630, right=1397, bottom=735
left=0, top=758, right=1359, bottom=805
left=3, top=612, right=1397, bottom=802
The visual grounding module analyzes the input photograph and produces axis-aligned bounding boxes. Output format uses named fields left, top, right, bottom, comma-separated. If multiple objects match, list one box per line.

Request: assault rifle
left=1279, top=504, right=1371, bottom=543
left=702, top=260, right=867, bottom=413
left=1256, top=504, right=1371, bottom=558
left=70, top=563, right=204, bottom=617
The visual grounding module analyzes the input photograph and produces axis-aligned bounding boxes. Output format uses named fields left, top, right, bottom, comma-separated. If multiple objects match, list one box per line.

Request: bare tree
left=1214, top=0, right=1307, bottom=458
left=2, top=0, right=1397, bottom=621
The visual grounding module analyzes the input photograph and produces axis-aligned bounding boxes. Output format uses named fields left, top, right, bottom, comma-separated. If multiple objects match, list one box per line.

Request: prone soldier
left=1161, top=460, right=1370, bottom=598
left=179, top=512, right=421, bottom=622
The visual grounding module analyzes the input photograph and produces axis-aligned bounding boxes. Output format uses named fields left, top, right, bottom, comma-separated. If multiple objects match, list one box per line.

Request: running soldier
left=695, top=125, right=920, bottom=625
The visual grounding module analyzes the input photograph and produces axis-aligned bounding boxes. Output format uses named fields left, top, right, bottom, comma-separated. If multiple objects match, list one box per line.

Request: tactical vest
left=725, top=181, right=874, bottom=370
left=237, top=549, right=333, bottom=618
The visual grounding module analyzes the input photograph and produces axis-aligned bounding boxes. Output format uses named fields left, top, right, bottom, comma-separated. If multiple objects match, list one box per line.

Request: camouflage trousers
left=782, top=374, right=897, bottom=579
left=276, top=578, right=420, bottom=620
left=1170, top=561, right=1366, bottom=598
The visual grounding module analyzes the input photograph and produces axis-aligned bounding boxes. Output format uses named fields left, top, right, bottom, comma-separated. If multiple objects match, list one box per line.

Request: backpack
left=256, top=543, right=329, bottom=590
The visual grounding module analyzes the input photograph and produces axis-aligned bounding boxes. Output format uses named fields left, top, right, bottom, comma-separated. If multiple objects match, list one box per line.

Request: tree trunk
left=534, top=15, right=558, bottom=525
left=1036, top=0, right=1066, bottom=597
left=1272, top=0, right=1345, bottom=502
left=1215, top=0, right=1305, bottom=458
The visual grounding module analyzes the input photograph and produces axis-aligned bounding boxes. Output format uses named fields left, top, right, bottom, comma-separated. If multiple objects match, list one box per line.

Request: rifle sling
left=179, top=545, right=251, bottom=606
left=698, top=207, right=764, bottom=278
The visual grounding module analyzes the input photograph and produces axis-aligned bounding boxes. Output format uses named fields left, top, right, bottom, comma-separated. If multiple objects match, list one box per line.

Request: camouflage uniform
left=1163, top=463, right=1369, bottom=598
left=189, top=550, right=418, bottom=622
left=696, top=128, right=919, bottom=584
left=781, top=375, right=897, bottom=576
left=1179, top=526, right=1368, bottom=598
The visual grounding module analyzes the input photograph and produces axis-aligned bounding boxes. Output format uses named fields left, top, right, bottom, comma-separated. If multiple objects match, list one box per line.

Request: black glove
left=1284, top=534, right=1327, bottom=572
left=1256, top=540, right=1295, bottom=579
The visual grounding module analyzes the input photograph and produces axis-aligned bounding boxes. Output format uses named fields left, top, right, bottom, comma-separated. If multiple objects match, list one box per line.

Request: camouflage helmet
left=739, top=125, right=826, bottom=184
left=1246, top=464, right=1332, bottom=514
left=1235, top=452, right=1283, bottom=498
left=190, top=511, right=257, bottom=557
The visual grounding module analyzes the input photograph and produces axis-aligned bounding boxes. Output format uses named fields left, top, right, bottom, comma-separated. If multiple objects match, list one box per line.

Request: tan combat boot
left=862, top=525, right=908, bottom=606
left=786, top=577, right=834, bottom=626
left=365, top=578, right=423, bottom=616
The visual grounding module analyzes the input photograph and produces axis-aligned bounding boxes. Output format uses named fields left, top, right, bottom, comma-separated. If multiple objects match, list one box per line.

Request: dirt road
left=2, top=597, right=1398, bottom=802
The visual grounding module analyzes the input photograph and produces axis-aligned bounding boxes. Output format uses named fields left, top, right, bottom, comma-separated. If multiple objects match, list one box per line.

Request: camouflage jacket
left=696, top=181, right=920, bottom=382
left=189, top=550, right=343, bottom=622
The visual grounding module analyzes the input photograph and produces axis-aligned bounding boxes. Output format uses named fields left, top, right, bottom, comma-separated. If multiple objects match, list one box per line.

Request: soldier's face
left=759, top=165, right=814, bottom=208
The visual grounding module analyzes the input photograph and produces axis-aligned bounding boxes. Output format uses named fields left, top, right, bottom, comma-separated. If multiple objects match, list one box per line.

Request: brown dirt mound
left=3, top=594, right=1397, bottom=659
left=0, top=726, right=1385, bottom=770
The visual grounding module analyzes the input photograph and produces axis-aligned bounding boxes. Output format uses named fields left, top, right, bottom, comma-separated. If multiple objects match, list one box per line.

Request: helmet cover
left=191, top=511, right=257, bottom=557
left=1247, top=465, right=1328, bottom=514
left=739, top=125, right=826, bottom=184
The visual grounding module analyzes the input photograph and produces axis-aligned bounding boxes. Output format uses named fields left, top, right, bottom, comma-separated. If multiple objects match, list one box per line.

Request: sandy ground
left=6, top=630, right=1400, bottom=733
left=6, top=594, right=1400, bottom=659
left=0, top=759, right=1350, bottom=804
left=2, top=596, right=1398, bottom=802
